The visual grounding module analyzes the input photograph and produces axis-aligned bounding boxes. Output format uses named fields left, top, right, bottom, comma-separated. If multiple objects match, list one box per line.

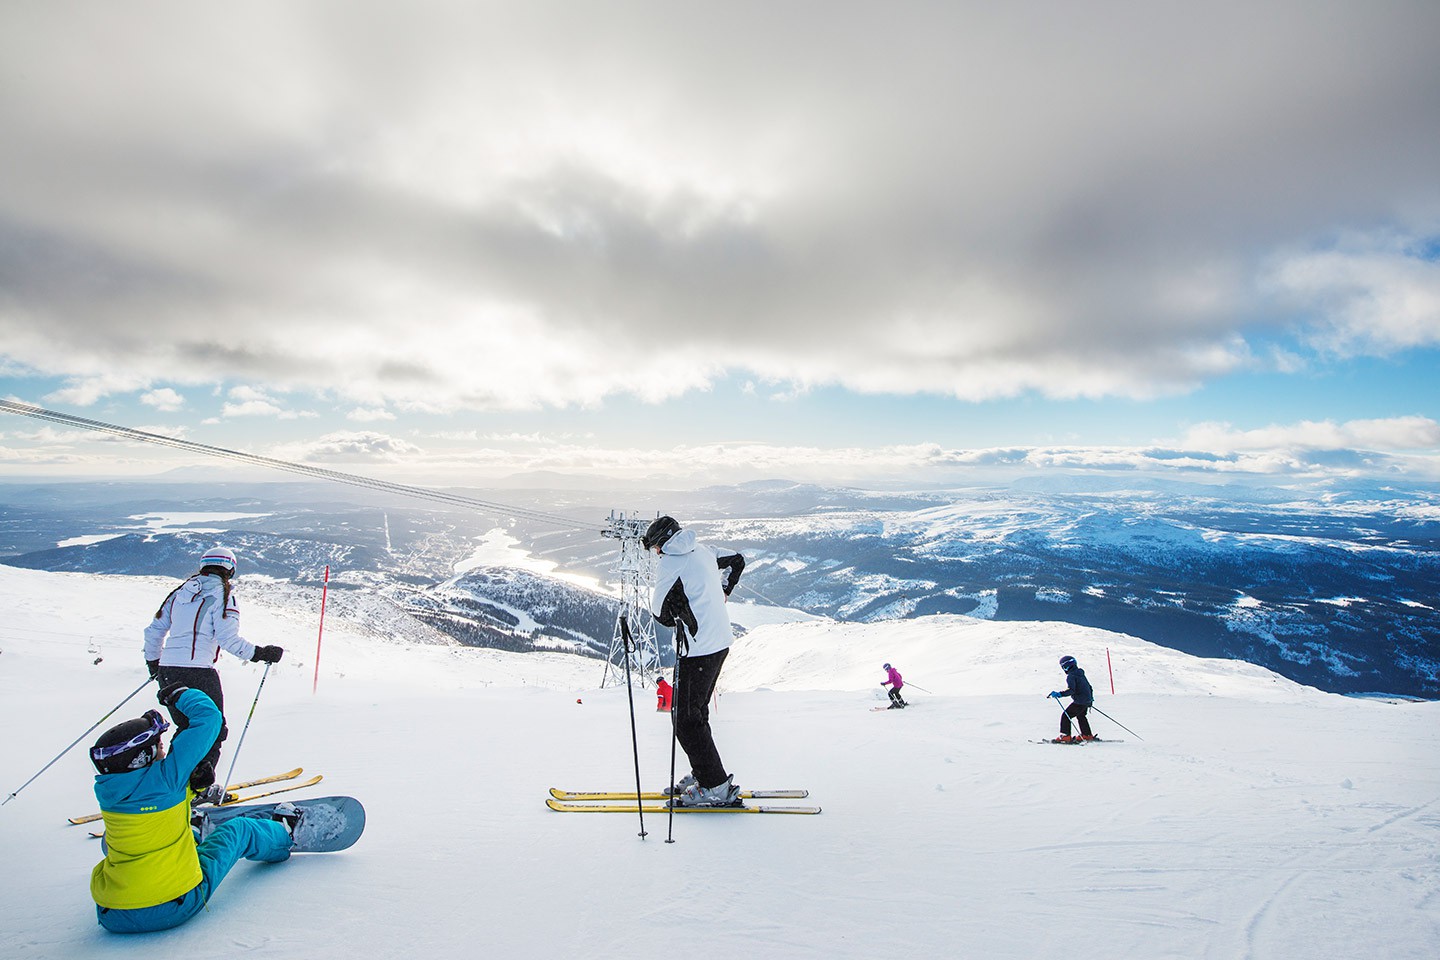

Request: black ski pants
left=157, top=665, right=228, bottom=790
left=673, top=648, right=730, bottom=789
left=888, top=686, right=907, bottom=707
left=1060, top=702, right=1093, bottom=737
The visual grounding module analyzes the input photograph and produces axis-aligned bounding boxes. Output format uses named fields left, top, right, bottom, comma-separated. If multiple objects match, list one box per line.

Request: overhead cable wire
left=0, top=399, right=596, bottom=532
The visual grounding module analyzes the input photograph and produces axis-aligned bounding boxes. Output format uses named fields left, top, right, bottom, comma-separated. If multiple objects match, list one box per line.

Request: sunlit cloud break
left=262, top=416, right=1440, bottom=484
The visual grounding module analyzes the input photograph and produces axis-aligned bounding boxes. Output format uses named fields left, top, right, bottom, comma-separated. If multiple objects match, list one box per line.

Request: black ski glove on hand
left=251, top=645, right=284, bottom=663
left=146, top=659, right=160, bottom=679
left=158, top=683, right=190, bottom=709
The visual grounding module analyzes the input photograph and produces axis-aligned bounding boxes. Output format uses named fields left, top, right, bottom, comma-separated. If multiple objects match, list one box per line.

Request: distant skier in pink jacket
left=881, top=663, right=907, bottom=709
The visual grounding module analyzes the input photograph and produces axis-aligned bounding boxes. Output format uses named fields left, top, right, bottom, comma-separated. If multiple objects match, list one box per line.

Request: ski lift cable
left=0, top=399, right=596, bottom=532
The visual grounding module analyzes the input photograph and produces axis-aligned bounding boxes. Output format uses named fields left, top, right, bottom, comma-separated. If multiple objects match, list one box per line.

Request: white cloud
left=228, top=385, right=271, bottom=403
left=140, top=388, right=185, bottom=412
left=1264, top=233, right=1440, bottom=356
left=221, top=399, right=287, bottom=418
left=380, top=422, right=1440, bottom=487
left=347, top=407, right=396, bottom=422
left=1183, top=417, right=1440, bottom=453
left=43, top=375, right=151, bottom=407
left=220, top=386, right=315, bottom=420
left=275, top=431, right=422, bottom=464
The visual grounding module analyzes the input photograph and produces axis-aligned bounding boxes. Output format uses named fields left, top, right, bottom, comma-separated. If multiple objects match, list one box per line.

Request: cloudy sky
left=1, top=1, right=1438, bottom=487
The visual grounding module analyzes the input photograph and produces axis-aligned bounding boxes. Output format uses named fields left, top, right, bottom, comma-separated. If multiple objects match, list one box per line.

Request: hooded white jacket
left=650, top=529, right=744, bottom=659
left=143, top=574, right=257, bottom=667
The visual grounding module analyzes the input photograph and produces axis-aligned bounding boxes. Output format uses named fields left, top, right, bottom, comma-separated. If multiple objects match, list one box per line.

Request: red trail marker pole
left=1106, top=647, right=1115, bottom=695
left=313, top=565, right=329, bottom=695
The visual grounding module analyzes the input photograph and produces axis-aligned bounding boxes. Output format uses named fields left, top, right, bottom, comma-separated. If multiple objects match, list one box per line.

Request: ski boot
left=664, top=773, right=697, bottom=797
left=191, top=782, right=226, bottom=806
left=676, top=775, right=743, bottom=808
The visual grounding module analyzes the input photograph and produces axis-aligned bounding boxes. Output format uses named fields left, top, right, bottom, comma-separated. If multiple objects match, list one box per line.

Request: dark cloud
left=0, top=1, right=1437, bottom=409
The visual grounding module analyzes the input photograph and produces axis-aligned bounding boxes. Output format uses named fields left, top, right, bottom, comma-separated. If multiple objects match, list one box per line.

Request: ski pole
left=3, top=676, right=155, bottom=806
left=665, top=624, right=685, bottom=845
left=222, top=662, right=272, bottom=792
left=906, top=683, right=932, bottom=695
left=1089, top=704, right=1144, bottom=741
left=619, top=616, right=647, bottom=840
left=1050, top=694, right=1071, bottom=738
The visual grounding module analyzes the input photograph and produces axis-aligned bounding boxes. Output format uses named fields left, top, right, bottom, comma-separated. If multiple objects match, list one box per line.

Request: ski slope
left=1, top=564, right=1437, bottom=959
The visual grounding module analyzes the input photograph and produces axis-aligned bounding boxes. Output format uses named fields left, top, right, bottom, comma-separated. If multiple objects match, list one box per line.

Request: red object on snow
left=655, top=677, right=673, bottom=712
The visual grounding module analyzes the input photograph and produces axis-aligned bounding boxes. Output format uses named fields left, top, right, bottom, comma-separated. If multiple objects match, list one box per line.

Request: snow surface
left=1, top=563, right=1438, bottom=959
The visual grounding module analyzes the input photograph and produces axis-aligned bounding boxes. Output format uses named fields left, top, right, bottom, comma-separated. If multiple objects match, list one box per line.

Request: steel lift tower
left=600, top=511, right=662, bottom=688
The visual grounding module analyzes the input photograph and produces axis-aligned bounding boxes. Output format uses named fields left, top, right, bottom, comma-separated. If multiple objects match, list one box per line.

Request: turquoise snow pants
left=96, top=816, right=291, bottom=933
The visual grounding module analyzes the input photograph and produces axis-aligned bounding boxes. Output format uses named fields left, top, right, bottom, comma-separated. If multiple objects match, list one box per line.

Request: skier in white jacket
left=142, top=547, right=283, bottom=799
left=645, top=517, right=746, bottom=807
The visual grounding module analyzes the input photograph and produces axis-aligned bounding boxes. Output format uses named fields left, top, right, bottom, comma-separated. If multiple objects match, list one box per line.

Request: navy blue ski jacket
left=1060, top=666, right=1095, bottom=706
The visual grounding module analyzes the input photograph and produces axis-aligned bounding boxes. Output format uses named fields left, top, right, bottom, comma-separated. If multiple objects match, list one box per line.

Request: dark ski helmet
left=883, top=663, right=891, bottom=670
left=642, top=515, right=681, bottom=551
left=1059, top=655, right=1077, bottom=672
left=90, top=709, right=169, bottom=774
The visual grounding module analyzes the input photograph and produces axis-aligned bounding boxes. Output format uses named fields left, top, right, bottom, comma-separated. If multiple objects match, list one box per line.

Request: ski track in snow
left=0, top=564, right=1437, bottom=959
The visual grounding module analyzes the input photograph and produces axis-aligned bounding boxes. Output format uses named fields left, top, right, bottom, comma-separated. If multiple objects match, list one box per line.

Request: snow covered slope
left=1, top=565, right=1437, bottom=960
left=722, top=614, right=1317, bottom=701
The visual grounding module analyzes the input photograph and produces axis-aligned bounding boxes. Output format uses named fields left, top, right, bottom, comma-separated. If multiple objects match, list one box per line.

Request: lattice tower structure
left=600, top=511, right=661, bottom=688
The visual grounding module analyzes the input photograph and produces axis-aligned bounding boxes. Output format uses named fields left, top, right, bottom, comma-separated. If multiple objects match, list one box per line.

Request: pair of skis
left=546, top=787, right=821, bottom=815
left=69, top=767, right=321, bottom=826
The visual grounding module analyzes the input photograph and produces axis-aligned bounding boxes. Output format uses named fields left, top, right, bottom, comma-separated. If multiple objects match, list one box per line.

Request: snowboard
left=198, top=795, right=365, bottom=852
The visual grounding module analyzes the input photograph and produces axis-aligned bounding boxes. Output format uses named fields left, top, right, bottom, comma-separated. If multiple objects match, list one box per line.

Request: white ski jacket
left=650, top=529, right=744, bottom=659
left=143, top=574, right=257, bottom=668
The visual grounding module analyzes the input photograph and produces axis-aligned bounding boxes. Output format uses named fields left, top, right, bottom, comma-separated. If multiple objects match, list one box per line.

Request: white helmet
left=201, top=546, right=237, bottom=576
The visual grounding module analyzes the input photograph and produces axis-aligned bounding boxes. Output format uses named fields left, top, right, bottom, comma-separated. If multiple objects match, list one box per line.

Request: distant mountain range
left=684, top=483, right=1440, bottom=698
left=1, top=477, right=1436, bottom=697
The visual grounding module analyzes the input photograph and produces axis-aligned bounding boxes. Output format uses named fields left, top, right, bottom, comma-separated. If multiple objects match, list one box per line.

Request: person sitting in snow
left=89, top=684, right=298, bottom=934
left=645, top=515, right=746, bottom=807
left=1048, top=655, right=1095, bottom=742
left=143, top=546, right=283, bottom=802
left=881, top=663, right=908, bottom=708
left=655, top=675, right=673, bottom=712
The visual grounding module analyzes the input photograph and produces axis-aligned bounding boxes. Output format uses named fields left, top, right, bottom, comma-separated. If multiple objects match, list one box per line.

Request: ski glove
left=1048, top=691, right=1063, bottom=699
left=251, top=645, right=284, bottom=663
left=158, top=683, right=190, bottom=709
left=146, top=659, right=160, bottom=679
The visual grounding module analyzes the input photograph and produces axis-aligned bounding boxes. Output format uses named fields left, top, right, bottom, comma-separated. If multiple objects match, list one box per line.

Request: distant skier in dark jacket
left=1048, top=655, right=1095, bottom=742
left=645, top=516, right=746, bottom=807
left=881, top=663, right=907, bottom=708
left=89, top=685, right=297, bottom=933
left=142, top=546, right=284, bottom=800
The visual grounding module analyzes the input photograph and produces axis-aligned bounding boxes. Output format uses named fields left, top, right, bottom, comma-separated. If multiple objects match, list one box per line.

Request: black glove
left=251, top=645, right=284, bottom=664
left=146, top=659, right=160, bottom=679
left=158, top=683, right=190, bottom=709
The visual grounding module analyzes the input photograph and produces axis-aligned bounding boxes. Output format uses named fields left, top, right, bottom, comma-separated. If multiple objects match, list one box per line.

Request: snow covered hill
left=2, top=564, right=1437, bottom=959
left=722, top=614, right=1317, bottom=702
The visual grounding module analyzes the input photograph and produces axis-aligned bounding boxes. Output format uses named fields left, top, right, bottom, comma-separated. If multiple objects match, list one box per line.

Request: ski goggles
left=89, top=710, right=170, bottom=763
